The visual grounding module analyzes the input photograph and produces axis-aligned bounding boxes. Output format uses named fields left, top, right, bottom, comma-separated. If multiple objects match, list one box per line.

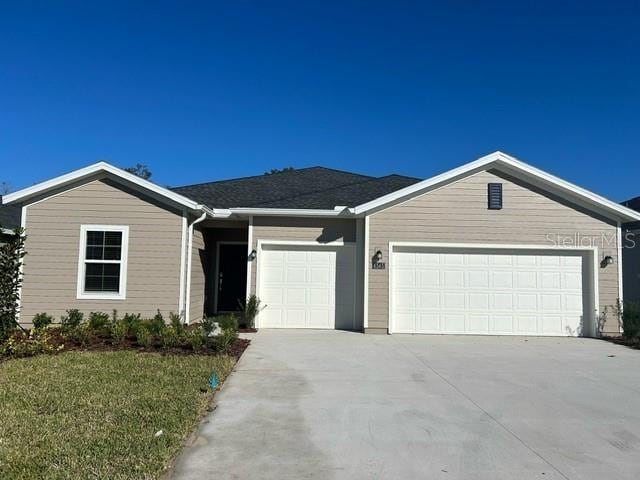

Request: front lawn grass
left=0, top=351, right=237, bottom=479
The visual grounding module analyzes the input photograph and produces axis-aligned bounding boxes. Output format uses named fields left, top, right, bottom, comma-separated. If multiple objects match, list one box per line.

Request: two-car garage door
left=391, top=246, right=593, bottom=336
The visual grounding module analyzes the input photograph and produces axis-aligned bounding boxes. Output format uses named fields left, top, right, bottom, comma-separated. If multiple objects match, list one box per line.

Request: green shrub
left=214, top=328, right=238, bottom=353
left=136, top=325, right=152, bottom=348
left=160, top=326, right=179, bottom=349
left=238, top=294, right=265, bottom=328
left=88, top=312, right=111, bottom=332
left=186, top=329, right=205, bottom=352
left=121, top=313, right=141, bottom=337
left=69, top=324, right=91, bottom=347
left=621, top=301, right=640, bottom=339
left=1, top=330, right=63, bottom=358
left=217, top=314, right=238, bottom=332
left=111, top=321, right=127, bottom=345
left=201, top=316, right=217, bottom=337
left=32, top=313, right=54, bottom=330
left=61, top=309, right=83, bottom=332
left=0, top=226, right=26, bottom=340
left=145, top=310, right=165, bottom=336
left=169, top=312, right=184, bottom=334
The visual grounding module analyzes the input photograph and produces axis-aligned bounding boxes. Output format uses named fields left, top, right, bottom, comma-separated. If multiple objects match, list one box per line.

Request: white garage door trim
left=256, top=240, right=357, bottom=330
left=388, top=242, right=600, bottom=336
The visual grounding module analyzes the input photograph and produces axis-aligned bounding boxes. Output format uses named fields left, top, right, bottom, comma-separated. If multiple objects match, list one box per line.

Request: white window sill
left=77, top=293, right=126, bottom=301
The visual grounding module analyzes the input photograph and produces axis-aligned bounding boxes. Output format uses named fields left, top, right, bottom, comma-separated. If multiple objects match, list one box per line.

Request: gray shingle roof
left=0, top=202, right=21, bottom=230
left=171, top=167, right=422, bottom=209
left=622, top=196, right=640, bottom=230
left=622, top=196, right=640, bottom=211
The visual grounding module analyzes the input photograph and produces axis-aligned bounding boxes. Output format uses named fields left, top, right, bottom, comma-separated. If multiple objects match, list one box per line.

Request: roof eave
left=228, top=207, right=355, bottom=218
left=3, top=161, right=202, bottom=211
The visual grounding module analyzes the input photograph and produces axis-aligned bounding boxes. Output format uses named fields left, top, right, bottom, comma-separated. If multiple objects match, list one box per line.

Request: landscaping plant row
left=0, top=309, right=247, bottom=359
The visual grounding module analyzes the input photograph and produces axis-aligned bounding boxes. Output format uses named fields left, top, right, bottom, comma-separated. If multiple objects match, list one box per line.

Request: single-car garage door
left=258, top=243, right=356, bottom=329
left=390, top=246, right=594, bottom=336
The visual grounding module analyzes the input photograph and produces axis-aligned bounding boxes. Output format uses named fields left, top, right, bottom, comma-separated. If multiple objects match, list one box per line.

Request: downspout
left=184, top=210, right=207, bottom=324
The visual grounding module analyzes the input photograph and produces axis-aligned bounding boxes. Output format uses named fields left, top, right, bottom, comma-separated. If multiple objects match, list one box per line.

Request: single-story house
left=2, top=151, right=639, bottom=336
left=621, top=196, right=640, bottom=303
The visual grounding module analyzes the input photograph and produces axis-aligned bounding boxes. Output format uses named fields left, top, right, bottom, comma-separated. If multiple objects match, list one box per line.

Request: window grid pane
left=83, top=230, right=124, bottom=293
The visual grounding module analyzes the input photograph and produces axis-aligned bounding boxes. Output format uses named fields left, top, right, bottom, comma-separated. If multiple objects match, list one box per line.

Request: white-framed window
left=77, top=225, right=129, bottom=300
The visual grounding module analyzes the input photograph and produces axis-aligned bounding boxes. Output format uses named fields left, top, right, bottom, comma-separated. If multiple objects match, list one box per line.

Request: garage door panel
left=309, top=288, right=330, bottom=306
left=261, top=287, right=283, bottom=304
left=285, top=309, right=306, bottom=327
left=260, top=308, right=283, bottom=328
left=517, top=315, right=538, bottom=334
left=468, top=314, right=490, bottom=333
left=516, top=271, right=537, bottom=288
left=258, top=244, right=355, bottom=329
left=417, top=312, right=439, bottom=331
left=542, top=316, right=563, bottom=334
left=391, top=248, right=589, bottom=336
left=444, top=314, right=465, bottom=332
left=285, top=288, right=306, bottom=305
left=491, top=315, right=514, bottom=333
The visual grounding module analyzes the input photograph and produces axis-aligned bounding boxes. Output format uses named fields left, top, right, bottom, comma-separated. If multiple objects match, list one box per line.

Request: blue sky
left=1, top=1, right=639, bottom=201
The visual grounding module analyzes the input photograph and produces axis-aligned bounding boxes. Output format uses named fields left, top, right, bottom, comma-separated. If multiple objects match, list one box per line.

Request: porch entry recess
left=215, top=242, right=248, bottom=313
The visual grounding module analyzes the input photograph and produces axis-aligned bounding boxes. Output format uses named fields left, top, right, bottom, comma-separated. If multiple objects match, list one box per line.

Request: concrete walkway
left=171, top=330, right=640, bottom=480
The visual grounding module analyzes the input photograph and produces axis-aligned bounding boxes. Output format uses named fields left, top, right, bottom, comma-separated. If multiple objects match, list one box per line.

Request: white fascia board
left=3, top=161, right=201, bottom=211
left=229, top=207, right=355, bottom=217
left=354, top=151, right=640, bottom=222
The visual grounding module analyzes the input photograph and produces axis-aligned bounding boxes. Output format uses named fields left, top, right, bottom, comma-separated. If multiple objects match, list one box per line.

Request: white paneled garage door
left=258, top=243, right=356, bottom=329
left=391, top=246, right=593, bottom=336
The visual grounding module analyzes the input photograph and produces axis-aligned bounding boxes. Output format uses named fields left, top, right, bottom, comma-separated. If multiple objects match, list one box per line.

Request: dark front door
left=216, top=243, right=248, bottom=312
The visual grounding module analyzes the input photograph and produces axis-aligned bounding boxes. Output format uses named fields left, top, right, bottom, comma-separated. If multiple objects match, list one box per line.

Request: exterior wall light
left=248, top=249, right=257, bottom=261
left=603, top=255, right=614, bottom=266
left=375, top=250, right=383, bottom=261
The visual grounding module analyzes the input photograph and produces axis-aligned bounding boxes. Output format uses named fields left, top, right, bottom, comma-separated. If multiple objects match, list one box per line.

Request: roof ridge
left=378, top=173, right=422, bottom=181
left=246, top=175, right=416, bottom=208
left=171, top=165, right=373, bottom=191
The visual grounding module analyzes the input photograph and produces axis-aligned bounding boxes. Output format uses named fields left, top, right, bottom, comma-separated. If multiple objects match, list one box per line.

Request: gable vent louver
left=488, top=183, right=503, bottom=210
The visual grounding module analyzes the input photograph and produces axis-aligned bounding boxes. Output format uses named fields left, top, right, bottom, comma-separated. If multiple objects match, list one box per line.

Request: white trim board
left=16, top=206, right=27, bottom=322
left=4, top=161, right=201, bottom=211
left=387, top=241, right=600, bottom=337
left=76, top=225, right=129, bottom=301
left=214, top=241, right=249, bottom=314
left=178, top=211, right=188, bottom=316
left=246, top=216, right=254, bottom=301
left=354, top=151, right=640, bottom=223
left=363, top=215, right=370, bottom=329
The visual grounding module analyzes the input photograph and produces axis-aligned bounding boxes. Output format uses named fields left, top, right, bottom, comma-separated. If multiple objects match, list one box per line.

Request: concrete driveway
left=172, top=331, right=640, bottom=480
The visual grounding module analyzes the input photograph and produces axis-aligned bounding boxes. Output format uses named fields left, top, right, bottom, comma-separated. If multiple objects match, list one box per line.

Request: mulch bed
left=600, top=336, right=640, bottom=350
left=238, top=328, right=258, bottom=333
left=5, top=327, right=251, bottom=360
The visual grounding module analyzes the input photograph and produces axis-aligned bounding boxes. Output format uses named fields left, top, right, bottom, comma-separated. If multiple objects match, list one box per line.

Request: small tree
left=0, top=227, right=26, bottom=338
left=124, top=164, right=152, bottom=180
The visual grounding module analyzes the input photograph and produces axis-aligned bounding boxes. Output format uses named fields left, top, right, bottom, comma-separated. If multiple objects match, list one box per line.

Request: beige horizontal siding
left=250, top=216, right=357, bottom=295
left=20, top=179, right=184, bottom=325
left=368, top=169, right=621, bottom=335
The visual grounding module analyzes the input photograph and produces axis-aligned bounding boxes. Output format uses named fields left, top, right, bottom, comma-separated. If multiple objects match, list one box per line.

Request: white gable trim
left=354, top=151, right=640, bottom=222
left=3, top=162, right=201, bottom=211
